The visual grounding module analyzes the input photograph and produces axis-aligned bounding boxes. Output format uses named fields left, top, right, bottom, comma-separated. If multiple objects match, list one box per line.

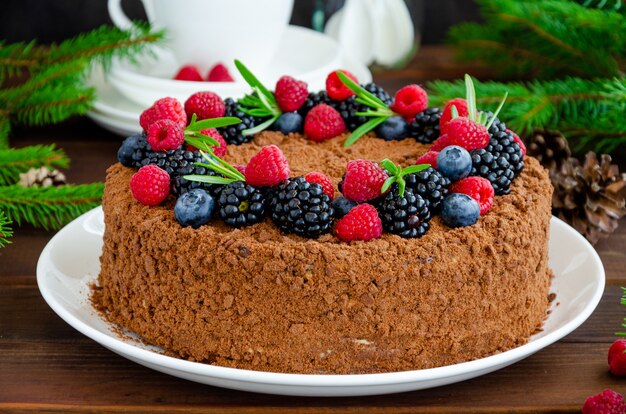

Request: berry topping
left=335, top=203, right=383, bottom=242
left=207, top=63, right=234, bottom=82
left=140, top=97, right=186, bottom=132
left=440, top=98, right=469, bottom=134
left=184, top=91, right=226, bottom=121
left=340, top=159, right=388, bottom=203
left=608, top=339, right=626, bottom=376
left=146, top=119, right=185, bottom=152
left=274, top=112, right=304, bottom=134
left=218, top=182, right=267, bottom=227
left=274, top=75, right=308, bottom=112
left=325, top=70, right=358, bottom=101
left=304, top=104, right=347, bottom=142
left=449, top=176, right=495, bottom=215
left=219, top=98, right=260, bottom=145
left=445, top=117, right=490, bottom=150
left=441, top=193, right=480, bottom=228
left=234, top=164, right=247, bottom=176
left=415, top=151, right=439, bottom=169
left=305, top=171, right=335, bottom=199
left=409, top=107, right=441, bottom=144
left=129, top=164, right=170, bottom=206
left=378, top=186, right=431, bottom=238
left=437, top=145, right=473, bottom=181
left=508, top=129, right=527, bottom=157
left=429, top=133, right=454, bottom=152
left=173, top=65, right=203, bottom=82
left=390, top=84, right=428, bottom=119
left=195, top=128, right=227, bottom=157
left=375, top=116, right=408, bottom=141
left=582, top=389, right=626, bottom=414
left=245, top=145, right=290, bottom=187
left=117, top=133, right=147, bottom=167
left=174, top=188, right=216, bottom=228
left=404, top=167, right=450, bottom=212
left=331, top=196, right=358, bottom=219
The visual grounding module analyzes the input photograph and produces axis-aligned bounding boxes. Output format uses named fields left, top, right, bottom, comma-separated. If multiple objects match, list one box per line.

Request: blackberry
left=377, top=186, right=431, bottom=238
left=404, top=167, right=450, bottom=211
left=218, top=181, right=267, bottom=227
left=298, top=90, right=334, bottom=117
left=125, top=133, right=150, bottom=167
left=218, top=98, right=268, bottom=145
left=409, top=107, right=441, bottom=144
left=270, top=176, right=334, bottom=238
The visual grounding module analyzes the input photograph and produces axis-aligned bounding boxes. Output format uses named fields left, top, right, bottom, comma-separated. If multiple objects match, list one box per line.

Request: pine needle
left=0, top=145, right=69, bottom=186
left=0, top=210, right=12, bottom=248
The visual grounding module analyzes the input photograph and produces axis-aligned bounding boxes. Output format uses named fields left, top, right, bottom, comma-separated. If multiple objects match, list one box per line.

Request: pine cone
left=527, top=129, right=572, bottom=171
left=551, top=152, right=626, bottom=245
left=18, top=167, right=66, bottom=187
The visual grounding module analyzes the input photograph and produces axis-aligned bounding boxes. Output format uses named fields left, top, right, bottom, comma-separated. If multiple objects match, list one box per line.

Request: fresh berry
left=390, top=84, right=428, bottom=119
left=173, top=65, right=203, bottom=82
left=445, top=117, right=490, bottom=150
left=608, top=339, right=626, bottom=376
left=140, top=97, right=186, bottom=131
left=174, top=188, right=216, bottom=228
left=146, top=119, right=185, bottom=152
left=274, top=112, right=303, bottom=134
left=404, top=167, right=450, bottom=211
left=305, top=171, right=334, bottom=199
left=437, top=145, right=472, bottom=181
left=195, top=128, right=227, bottom=157
left=409, top=107, right=441, bottom=144
left=274, top=75, right=308, bottom=112
left=378, top=186, right=431, bottom=238
left=218, top=181, right=267, bottom=227
left=304, top=104, right=346, bottom=142
left=449, top=176, right=494, bottom=215
left=340, top=159, right=388, bottom=203
left=219, top=98, right=264, bottom=145
left=270, top=176, right=334, bottom=238
left=184, top=91, right=226, bottom=121
left=582, top=389, right=626, bottom=414
left=245, top=145, right=290, bottom=187
left=117, top=133, right=147, bottom=167
left=332, top=196, right=358, bottom=218
left=129, top=164, right=170, bottom=206
left=207, top=63, right=234, bottom=82
left=441, top=193, right=480, bottom=228
left=508, top=129, right=527, bottom=157
left=375, top=116, right=408, bottom=141
left=335, top=203, right=383, bottom=242
left=429, top=133, right=454, bottom=152
left=440, top=98, right=469, bottom=135
left=325, top=70, right=358, bottom=101
left=415, top=151, right=439, bottom=168
left=234, top=164, right=247, bottom=176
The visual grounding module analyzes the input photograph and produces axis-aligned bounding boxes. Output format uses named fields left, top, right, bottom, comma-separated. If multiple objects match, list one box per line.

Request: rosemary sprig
left=461, top=74, right=508, bottom=128
left=380, top=159, right=431, bottom=196
left=183, top=151, right=245, bottom=186
left=183, top=113, right=241, bottom=150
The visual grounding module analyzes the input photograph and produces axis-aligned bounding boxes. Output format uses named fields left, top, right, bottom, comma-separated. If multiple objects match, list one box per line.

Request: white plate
left=37, top=208, right=605, bottom=397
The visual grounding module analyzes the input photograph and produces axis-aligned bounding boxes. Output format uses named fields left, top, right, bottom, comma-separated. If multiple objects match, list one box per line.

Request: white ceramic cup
left=108, top=0, right=294, bottom=74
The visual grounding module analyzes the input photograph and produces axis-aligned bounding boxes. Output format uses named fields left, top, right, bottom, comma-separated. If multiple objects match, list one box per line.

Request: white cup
left=108, top=0, right=294, bottom=74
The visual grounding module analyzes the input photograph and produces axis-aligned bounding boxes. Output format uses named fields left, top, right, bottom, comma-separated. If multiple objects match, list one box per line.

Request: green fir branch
left=0, top=210, right=12, bottom=248
left=0, top=144, right=69, bottom=186
left=0, top=114, right=9, bottom=149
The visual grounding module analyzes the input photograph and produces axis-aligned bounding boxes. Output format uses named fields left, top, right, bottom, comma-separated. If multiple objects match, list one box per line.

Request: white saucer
left=37, top=208, right=604, bottom=396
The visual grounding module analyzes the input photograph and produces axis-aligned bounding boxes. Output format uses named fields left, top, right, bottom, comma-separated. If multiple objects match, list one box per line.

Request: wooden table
left=1, top=46, right=625, bottom=413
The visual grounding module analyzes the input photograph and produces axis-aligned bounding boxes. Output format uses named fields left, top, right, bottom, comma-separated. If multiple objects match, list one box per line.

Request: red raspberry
left=146, top=119, right=185, bottom=152
left=325, top=70, right=358, bottom=101
left=304, top=104, right=347, bottom=142
left=184, top=91, right=226, bottom=121
left=341, top=159, right=388, bottom=203
left=608, top=339, right=626, bottom=376
left=507, top=129, right=527, bottom=157
left=188, top=128, right=227, bottom=157
left=140, top=97, right=186, bottom=132
left=583, top=389, right=626, bottom=414
left=173, top=65, right=203, bottom=82
left=429, top=134, right=453, bottom=152
left=234, top=164, right=247, bottom=176
left=440, top=98, right=469, bottom=135
left=445, top=117, right=490, bottom=150
left=207, top=63, right=234, bottom=82
left=245, top=145, right=290, bottom=187
left=390, top=84, right=428, bottom=119
left=415, top=150, right=439, bottom=168
left=129, top=165, right=170, bottom=206
left=274, top=76, right=308, bottom=112
left=305, top=171, right=334, bottom=199
left=449, top=176, right=495, bottom=215
left=335, top=203, right=383, bottom=242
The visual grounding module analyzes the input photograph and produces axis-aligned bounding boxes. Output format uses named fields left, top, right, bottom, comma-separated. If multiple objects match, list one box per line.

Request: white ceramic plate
left=37, top=208, right=604, bottom=396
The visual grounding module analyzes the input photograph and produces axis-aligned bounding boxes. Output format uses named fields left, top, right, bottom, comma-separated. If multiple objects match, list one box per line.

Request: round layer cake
left=93, top=131, right=553, bottom=374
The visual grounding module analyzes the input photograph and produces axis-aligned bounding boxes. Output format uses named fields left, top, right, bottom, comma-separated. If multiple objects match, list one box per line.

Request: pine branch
left=0, top=113, right=9, bottom=149
left=0, top=210, right=12, bottom=248
left=0, top=144, right=69, bottom=186
left=11, top=84, right=95, bottom=126
left=0, top=183, right=103, bottom=231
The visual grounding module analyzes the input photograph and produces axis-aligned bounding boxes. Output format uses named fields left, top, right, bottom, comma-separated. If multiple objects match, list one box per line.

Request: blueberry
left=436, top=145, right=472, bottom=181
left=375, top=116, right=408, bottom=141
left=174, top=189, right=216, bottom=228
left=332, top=196, right=358, bottom=218
left=441, top=193, right=480, bottom=228
left=274, top=112, right=303, bottom=134
left=117, top=133, right=144, bottom=167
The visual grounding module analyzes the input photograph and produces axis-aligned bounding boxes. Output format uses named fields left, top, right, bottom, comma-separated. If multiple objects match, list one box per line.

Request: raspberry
left=207, top=63, right=234, bottom=82
left=173, top=65, right=203, bottom=82
left=416, top=151, right=439, bottom=168
left=508, top=129, right=527, bottom=157
left=335, top=203, right=383, bottom=242
left=234, top=164, right=247, bottom=176
left=608, top=339, right=626, bottom=376
left=390, top=84, right=428, bottom=119
left=184, top=91, right=226, bottom=121
left=440, top=98, right=469, bottom=135
left=140, top=97, right=186, bottom=132
left=305, top=171, right=334, bottom=199
left=129, top=165, right=170, bottom=206
left=583, top=389, right=626, bottom=414
left=429, top=134, right=454, bottom=152
left=304, top=104, right=347, bottom=142
left=274, top=75, right=308, bottom=112
left=188, top=128, right=227, bottom=157
left=325, top=70, right=358, bottom=101
left=449, top=176, right=495, bottom=215
left=146, top=119, right=185, bottom=152
left=245, top=145, right=290, bottom=187
left=445, top=117, right=490, bottom=150
left=340, top=159, right=388, bottom=203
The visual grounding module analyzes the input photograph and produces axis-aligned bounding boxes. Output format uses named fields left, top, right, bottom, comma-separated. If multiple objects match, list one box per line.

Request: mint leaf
left=186, top=116, right=241, bottom=132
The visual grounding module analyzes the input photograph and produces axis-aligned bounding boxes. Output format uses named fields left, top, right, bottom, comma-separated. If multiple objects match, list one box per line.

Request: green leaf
left=465, top=74, right=477, bottom=122
left=485, top=91, right=508, bottom=129
left=185, top=136, right=219, bottom=151
left=380, top=159, right=399, bottom=175
left=337, top=71, right=387, bottom=109
left=234, top=60, right=277, bottom=106
left=401, top=164, right=431, bottom=175
left=381, top=176, right=396, bottom=194
left=186, top=116, right=241, bottom=132
left=243, top=116, right=278, bottom=136
left=344, top=116, right=388, bottom=147
left=182, top=175, right=237, bottom=185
